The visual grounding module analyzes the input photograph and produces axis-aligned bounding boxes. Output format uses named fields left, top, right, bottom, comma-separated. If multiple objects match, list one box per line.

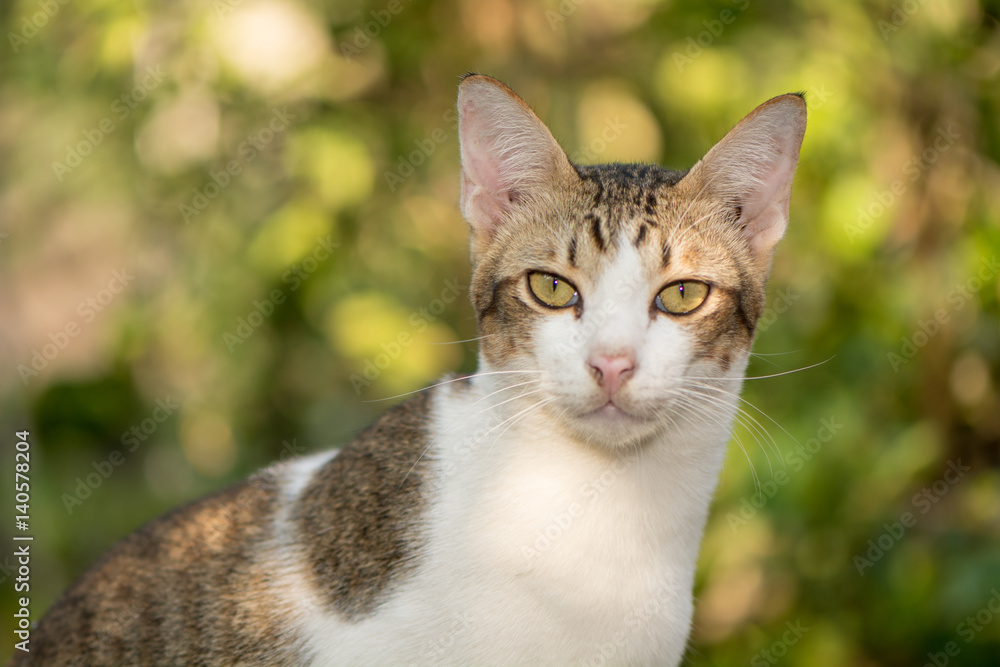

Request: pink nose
left=589, top=354, right=635, bottom=395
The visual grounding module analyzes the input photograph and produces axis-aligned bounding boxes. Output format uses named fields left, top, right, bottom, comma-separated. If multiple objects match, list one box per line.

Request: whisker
left=481, top=396, right=557, bottom=458
left=732, top=430, right=762, bottom=496
left=471, top=378, right=543, bottom=407
left=687, top=388, right=782, bottom=467
left=658, top=386, right=770, bottom=490
left=742, top=356, right=834, bottom=380
left=685, top=380, right=797, bottom=453
left=681, top=357, right=832, bottom=384
left=468, top=386, right=546, bottom=423
left=490, top=398, right=555, bottom=451
left=395, top=383, right=547, bottom=492
left=653, top=392, right=712, bottom=434
left=363, top=369, right=543, bottom=403
left=667, top=388, right=761, bottom=493
left=428, top=335, right=493, bottom=345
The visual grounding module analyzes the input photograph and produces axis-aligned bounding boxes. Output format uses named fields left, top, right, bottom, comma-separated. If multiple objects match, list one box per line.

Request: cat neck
left=433, top=364, right=738, bottom=561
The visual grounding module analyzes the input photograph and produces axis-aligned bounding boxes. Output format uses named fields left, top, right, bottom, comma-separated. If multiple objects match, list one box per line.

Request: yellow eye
left=656, top=281, right=710, bottom=315
left=528, top=272, right=579, bottom=308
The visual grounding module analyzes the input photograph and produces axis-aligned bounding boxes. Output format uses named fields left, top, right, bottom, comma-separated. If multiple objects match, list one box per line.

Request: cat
left=13, top=74, right=805, bottom=666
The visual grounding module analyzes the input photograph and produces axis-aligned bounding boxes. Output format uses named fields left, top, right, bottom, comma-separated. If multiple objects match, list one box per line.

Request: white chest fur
left=424, top=380, right=729, bottom=665
left=296, top=378, right=733, bottom=666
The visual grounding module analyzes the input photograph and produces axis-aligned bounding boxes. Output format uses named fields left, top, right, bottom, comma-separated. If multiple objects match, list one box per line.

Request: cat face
left=457, top=75, right=805, bottom=449
left=468, top=165, right=764, bottom=447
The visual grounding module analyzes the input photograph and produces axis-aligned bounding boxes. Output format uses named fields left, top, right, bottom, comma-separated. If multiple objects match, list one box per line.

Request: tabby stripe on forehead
left=644, top=193, right=657, bottom=215
left=591, top=174, right=605, bottom=206
left=586, top=213, right=606, bottom=252
left=634, top=223, right=648, bottom=247
left=568, top=236, right=577, bottom=267
left=661, top=243, right=671, bottom=268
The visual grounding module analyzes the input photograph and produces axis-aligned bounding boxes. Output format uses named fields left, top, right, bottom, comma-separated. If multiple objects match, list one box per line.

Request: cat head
left=457, top=74, right=805, bottom=450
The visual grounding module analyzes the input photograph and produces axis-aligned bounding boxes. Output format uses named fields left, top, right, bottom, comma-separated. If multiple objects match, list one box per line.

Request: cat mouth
left=584, top=400, right=640, bottom=421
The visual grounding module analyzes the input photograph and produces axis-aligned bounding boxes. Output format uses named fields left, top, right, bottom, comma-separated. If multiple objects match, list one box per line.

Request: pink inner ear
left=460, top=104, right=506, bottom=191
left=742, top=200, right=788, bottom=258
left=461, top=167, right=512, bottom=236
left=738, top=145, right=797, bottom=255
left=459, top=98, right=516, bottom=235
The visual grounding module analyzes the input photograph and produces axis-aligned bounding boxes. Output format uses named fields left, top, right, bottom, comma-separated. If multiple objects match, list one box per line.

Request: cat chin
left=557, top=405, right=665, bottom=451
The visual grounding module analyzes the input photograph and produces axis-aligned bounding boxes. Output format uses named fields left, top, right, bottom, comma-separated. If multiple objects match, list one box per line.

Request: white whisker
left=470, top=378, right=543, bottom=407
left=684, top=379, right=796, bottom=453
left=686, top=387, right=783, bottom=467
left=682, top=357, right=833, bottom=383
left=363, top=369, right=543, bottom=403
left=479, top=396, right=557, bottom=458
left=428, top=335, right=493, bottom=345
left=468, top=386, right=546, bottom=423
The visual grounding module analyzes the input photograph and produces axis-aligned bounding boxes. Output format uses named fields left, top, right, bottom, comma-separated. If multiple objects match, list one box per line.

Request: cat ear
left=686, top=94, right=806, bottom=266
left=457, top=74, right=575, bottom=239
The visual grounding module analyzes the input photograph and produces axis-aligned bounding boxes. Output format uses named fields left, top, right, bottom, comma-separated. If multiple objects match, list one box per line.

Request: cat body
left=15, top=75, right=805, bottom=666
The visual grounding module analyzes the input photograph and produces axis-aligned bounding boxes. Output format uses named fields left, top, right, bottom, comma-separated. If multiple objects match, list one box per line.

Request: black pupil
left=550, top=278, right=559, bottom=293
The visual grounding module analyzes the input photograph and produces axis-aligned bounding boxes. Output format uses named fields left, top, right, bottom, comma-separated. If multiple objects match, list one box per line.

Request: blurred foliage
left=1, top=0, right=999, bottom=664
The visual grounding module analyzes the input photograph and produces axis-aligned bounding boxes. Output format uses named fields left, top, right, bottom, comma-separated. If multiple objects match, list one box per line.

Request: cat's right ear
left=457, top=74, right=575, bottom=242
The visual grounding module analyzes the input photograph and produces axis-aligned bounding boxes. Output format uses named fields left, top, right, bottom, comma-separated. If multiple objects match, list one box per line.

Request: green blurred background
left=2, top=0, right=999, bottom=664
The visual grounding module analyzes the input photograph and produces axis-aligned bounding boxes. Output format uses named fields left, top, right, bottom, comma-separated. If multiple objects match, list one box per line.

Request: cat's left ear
left=684, top=94, right=806, bottom=268
left=457, top=74, right=576, bottom=242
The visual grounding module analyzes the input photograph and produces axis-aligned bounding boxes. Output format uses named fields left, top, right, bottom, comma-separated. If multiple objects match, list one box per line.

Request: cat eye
left=655, top=280, right=710, bottom=315
left=528, top=272, right=579, bottom=308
